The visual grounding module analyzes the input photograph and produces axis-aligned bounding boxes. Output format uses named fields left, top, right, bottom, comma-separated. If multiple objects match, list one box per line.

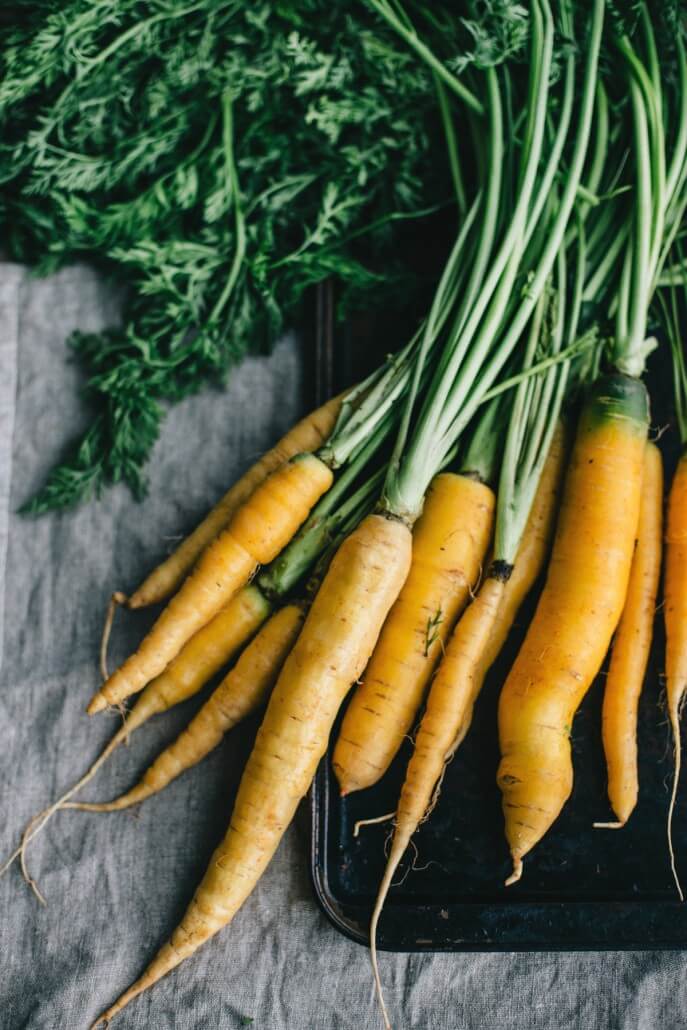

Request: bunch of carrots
left=3, top=3, right=687, bottom=1028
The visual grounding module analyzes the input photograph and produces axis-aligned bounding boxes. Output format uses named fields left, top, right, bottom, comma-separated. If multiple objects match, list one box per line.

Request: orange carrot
left=498, top=374, right=648, bottom=884
left=665, top=452, right=687, bottom=896
left=127, top=394, right=343, bottom=609
left=87, top=453, right=332, bottom=713
left=598, top=442, right=663, bottom=827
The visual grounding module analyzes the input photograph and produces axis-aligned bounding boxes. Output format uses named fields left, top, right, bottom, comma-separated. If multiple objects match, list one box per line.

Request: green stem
left=389, top=24, right=546, bottom=517
left=582, top=83, right=609, bottom=212
left=209, top=94, right=246, bottom=324
left=426, top=69, right=504, bottom=405
left=321, top=331, right=421, bottom=468
left=521, top=250, right=566, bottom=478
left=438, top=0, right=604, bottom=459
left=435, top=75, right=466, bottom=216
left=666, top=38, right=687, bottom=209
left=258, top=468, right=383, bottom=600
left=460, top=395, right=506, bottom=486
left=432, top=0, right=553, bottom=443
left=258, top=430, right=386, bottom=600
left=479, top=332, right=596, bottom=402
left=616, top=25, right=666, bottom=370
left=583, top=218, right=629, bottom=305
left=366, top=0, right=484, bottom=115
left=619, top=75, right=653, bottom=372
left=382, top=193, right=482, bottom=480
left=496, top=272, right=576, bottom=566
left=497, top=290, right=549, bottom=558
left=566, top=211, right=585, bottom=346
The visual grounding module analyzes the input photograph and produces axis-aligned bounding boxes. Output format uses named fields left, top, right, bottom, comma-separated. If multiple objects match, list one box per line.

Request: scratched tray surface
left=309, top=301, right=687, bottom=952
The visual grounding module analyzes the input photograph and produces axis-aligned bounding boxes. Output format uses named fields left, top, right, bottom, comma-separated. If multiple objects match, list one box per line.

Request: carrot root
left=93, top=513, right=411, bottom=1023
left=505, top=857, right=523, bottom=887
left=369, top=571, right=506, bottom=1029
left=0, top=720, right=131, bottom=899
left=100, top=591, right=128, bottom=682
left=352, top=812, right=395, bottom=838
left=667, top=703, right=684, bottom=901
left=370, top=830, right=409, bottom=1030
left=664, top=454, right=687, bottom=901
left=70, top=605, right=305, bottom=812
left=0, top=687, right=164, bottom=898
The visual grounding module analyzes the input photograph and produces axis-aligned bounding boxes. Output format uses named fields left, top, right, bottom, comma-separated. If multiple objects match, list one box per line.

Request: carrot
left=91, top=512, right=411, bottom=1025
left=127, top=394, right=344, bottom=610
left=367, top=9, right=605, bottom=1007
left=3, top=457, right=387, bottom=895
left=87, top=453, right=333, bottom=713
left=597, top=442, right=663, bottom=828
left=71, top=604, right=305, bottom=811
left=0, top=584, right=268, bottom=901
left=395, top=417, right=566, bottom=800
left=128, top=585, right=271, bottom=713
left=415, top=420, right=566, bottom=773
left=367, top=252, right=576, bottom=1027
left=370, top=569, right=508, bottom=1030
left=498, top=373, right=648, bottom=885
left=665, top=452, right=687, bottom=897
left=657, top=227, right=687, bottom=895
left=332, top=471, right=494, bottom=796
left=478, top=419, right=566, bottom=674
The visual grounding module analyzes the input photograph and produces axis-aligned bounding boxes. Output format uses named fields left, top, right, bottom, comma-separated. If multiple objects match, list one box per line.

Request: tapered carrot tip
left=505, top=856, right=523, bottom=887
left=90, top=940, right=185, bottom=1026
left=90, top=984, right=141, bottom=1027
left=87, top=693, right=108, bottom=715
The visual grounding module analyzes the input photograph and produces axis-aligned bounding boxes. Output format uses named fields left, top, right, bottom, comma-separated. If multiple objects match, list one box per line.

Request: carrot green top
left=613, top=14, right=687, bottom=379
left=380, top=0, right=605, bottom=526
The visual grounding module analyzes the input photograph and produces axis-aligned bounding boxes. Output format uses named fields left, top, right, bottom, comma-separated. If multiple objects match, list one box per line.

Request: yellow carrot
left=332, top=472, right=494, bottom=795
left=87, top=453, right=333, bottom=713
left=91, top=512, right=411, bottom=1025
left=370, top=571, right=508, bottom=1030
left=664, top=452, right=687, bottom=897
left=479, top=420, right=567, bottom=673
left=140, top=585, right=270, bottom=711
left=497, top=374, right=648, bottom=884
left=598, top=442, right=663, bottom=827
left=72, top=605, right=305, bottom=811
left=127, top=394, right=343, bottom=609
left=366, top=423, right=567, bottom=1030
left=426, top=420, right=567, bottom=763
left=0, top=585, right=269, bottom=898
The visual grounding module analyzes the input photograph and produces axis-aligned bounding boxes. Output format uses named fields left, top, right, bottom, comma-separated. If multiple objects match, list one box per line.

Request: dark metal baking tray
left=308, top=283, right=687, bottom=952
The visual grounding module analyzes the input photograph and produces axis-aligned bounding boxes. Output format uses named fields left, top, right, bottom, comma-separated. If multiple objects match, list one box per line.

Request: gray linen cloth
left=0, top=264, right=684, bottom=1030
